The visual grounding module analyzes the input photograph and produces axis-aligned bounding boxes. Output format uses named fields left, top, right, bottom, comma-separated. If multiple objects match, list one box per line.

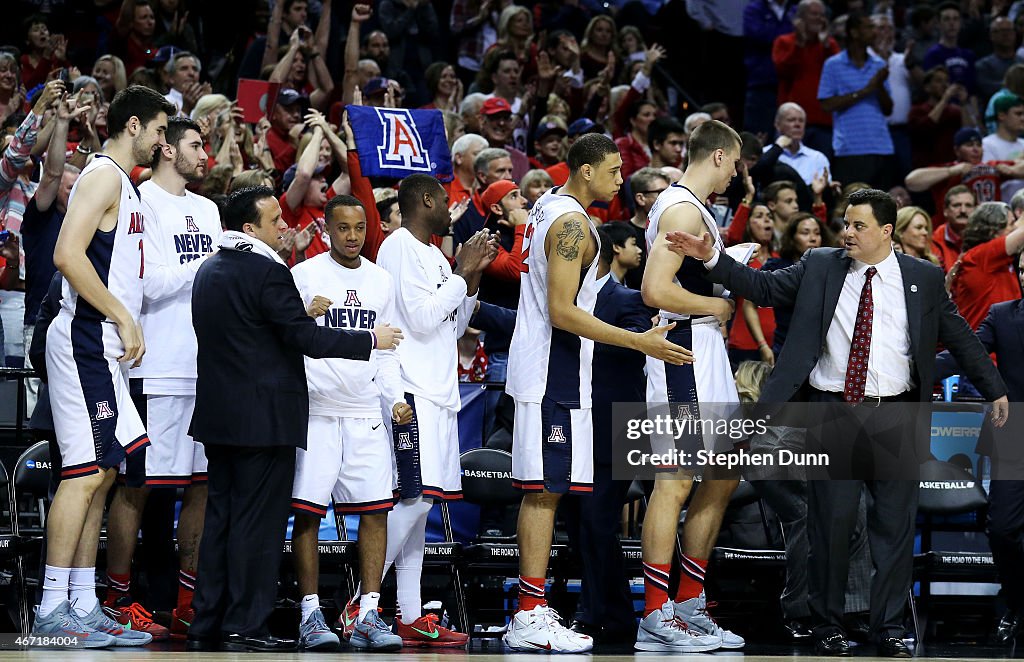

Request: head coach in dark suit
left=186, top=187, right=402, bottom=652
left=938, top=250, right=1024, bottom=643
left=666, top=188, right=1009, bottom=657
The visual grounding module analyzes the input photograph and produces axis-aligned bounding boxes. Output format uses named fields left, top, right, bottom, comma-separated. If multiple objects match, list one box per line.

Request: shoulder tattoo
left=555, top=220, right=586, bottom=261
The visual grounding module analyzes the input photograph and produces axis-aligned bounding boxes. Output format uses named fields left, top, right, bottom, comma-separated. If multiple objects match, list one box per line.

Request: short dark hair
left=910, top=4, right=936, bottom=30
left=937, top=1, right=961, bottom=16
left=398, top=173, right=443, bottom=218
left=647, top=116, right=685, bottom=152
left=325, top=194, right=365, bottom=224
left=686, top=120, right=742, bottom=164
left=567, top=133, right=619, bottom=174
left=846, top=188, right=898, bottom=232
left=107, top=85, right=176, bottom=139
left=545, top=29, right=574, bottom=51
left=22, top=13, right=47, bottom=39
left=597, top=222, right=635, bottom=265
left=700, top=101, right=727, bottom=116
left=922, top=65, right=948, bottom=87
left=739, top=131, right=763, bottom=160
left=944, top=183, right=974, bottom=207
left=283, top=0, right=308, bottom=13
left=223, top=186, right=275, bottom=232
left=376, top=195, right=398, bottom=220
left=764, top=179, right=796, bottom=204
left=153, top=116, right=201, bottom=168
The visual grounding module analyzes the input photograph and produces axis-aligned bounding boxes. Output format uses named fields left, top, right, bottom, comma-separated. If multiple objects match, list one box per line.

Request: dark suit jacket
left=707, top=248, right=1007, bottom=405
left=937, top=298, right=1024, bottom=402
left=592, top=278, right=652, bottom=462
left=191, top=249, right=373, bottom=449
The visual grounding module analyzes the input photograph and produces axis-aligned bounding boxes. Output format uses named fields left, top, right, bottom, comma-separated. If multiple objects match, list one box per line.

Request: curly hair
left=962, top=201, right=1011, bottom=252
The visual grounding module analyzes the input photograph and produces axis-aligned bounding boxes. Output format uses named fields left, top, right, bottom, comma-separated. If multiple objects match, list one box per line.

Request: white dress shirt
left=808, top=249, right=914, bottom=396
left=705, top=248, right=915, bottom=396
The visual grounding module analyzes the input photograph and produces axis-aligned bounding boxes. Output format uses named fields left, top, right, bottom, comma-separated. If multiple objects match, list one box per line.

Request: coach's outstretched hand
left=634, top=322, right=693, bottom=365
left=665, top=230, right=716, bottom=262
left=372, top=324, right=404, bottom=350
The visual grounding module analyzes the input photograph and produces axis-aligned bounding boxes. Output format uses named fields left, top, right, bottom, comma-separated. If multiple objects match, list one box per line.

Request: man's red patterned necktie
left=843, top=266, right=877, bottom=403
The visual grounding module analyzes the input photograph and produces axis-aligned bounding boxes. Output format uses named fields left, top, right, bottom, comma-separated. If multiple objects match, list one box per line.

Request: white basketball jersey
left=645, top=184, right=726, bottom=323
left=60, top=155, right=146, bottom=322
left=507, top=187, right=601, bottom=408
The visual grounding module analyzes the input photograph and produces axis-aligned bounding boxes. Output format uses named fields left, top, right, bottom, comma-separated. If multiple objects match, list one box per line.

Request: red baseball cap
left=481, top=97, right=513, bottom=116
left=482, top=180, right=519, bottom=212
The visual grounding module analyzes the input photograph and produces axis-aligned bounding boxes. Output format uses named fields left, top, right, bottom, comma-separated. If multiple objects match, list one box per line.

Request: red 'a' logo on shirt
left=344, top=290, right=362, bottom=307
left=127, top=211, right=144, bottom=234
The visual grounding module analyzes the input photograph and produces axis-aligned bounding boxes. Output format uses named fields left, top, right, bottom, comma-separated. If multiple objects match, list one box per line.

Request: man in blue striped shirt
left=818, top=12, right=895, bottom=190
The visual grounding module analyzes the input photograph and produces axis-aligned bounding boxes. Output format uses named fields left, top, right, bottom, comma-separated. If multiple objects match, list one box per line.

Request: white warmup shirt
left=375, top=228, right=476, bottom=411
left=291, top=253, right=404, bottom=417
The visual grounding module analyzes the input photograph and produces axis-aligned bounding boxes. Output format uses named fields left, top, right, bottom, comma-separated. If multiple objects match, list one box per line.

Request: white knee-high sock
left=383, top=498, right=431, bottom=623
left=383, top=498, right=431, bottom=578
left=396, top=510, right=428, bottom=624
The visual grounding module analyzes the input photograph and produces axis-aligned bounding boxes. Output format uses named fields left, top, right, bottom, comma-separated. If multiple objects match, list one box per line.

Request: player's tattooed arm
left=555, top=220, right=585, bottom=261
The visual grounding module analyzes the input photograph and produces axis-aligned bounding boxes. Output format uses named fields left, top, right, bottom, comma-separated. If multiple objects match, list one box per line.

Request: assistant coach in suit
left=667, top=188, right=1008, bottom=657
left=187, top=187, right=402, bottom=652
left=938, top=249, right=1024, bottom=644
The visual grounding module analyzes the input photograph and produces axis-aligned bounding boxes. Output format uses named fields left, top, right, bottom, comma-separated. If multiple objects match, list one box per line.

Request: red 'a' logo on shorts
left=547, top=426, right=567, bottom=443
left=95, top=401, right=114, bottom=420
left=344, top=290, right=362, bottom=307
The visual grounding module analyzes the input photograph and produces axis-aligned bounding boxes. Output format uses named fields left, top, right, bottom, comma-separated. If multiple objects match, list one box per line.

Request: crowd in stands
left=1, top=1, right=1023, bottom=406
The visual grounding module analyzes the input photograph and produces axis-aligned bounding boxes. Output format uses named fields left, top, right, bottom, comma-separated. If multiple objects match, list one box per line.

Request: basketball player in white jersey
left=374, top=174, right=496, bottom=647
left=36, top=85, right=175, bottom=646
left=503, top=134, right=692, bottom=654
left=101, top=116, right=221, bottom=640
left=289, top=194, right=407, bottom=652
left=636, top=120, right=746, bottom=652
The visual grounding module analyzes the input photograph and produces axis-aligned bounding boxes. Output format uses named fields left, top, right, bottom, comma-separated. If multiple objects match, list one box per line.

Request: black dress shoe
left=783, top=619, right=813, bottom=640
left=186, top=636, right=219, bottom=652
left=877, top=636, right=912, bottom=658
left=221, top=633, right=298, bottom=652
left=814, top=631, right=851, bottom=656
left=996, top=609, right=1023, bottom=643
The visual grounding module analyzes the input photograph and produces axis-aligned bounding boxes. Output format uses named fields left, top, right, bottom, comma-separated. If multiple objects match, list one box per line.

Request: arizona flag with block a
left=346, top=105, right=453, bottom=181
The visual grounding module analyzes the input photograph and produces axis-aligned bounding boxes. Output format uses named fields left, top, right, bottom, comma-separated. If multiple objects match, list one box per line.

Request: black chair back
left=14, top=441, right=52, bottom=499
left=459, top=448, right=519, bottom=506
left=917, top=459, right=988, bottom=515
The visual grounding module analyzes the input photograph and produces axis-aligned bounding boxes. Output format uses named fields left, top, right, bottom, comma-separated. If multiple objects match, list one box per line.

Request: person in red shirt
left=727, top=203, right=778, bottom=369
left=907, top=67, right=972, bottom=170
left=529, top=118, right=567, bottom=170
left=20, top=15, right=69, bottom=91
left=614, top=99, right=657, bottom=181
left=265, top=89, right=306, bottom=174
left=905, top=128, right=1024, bottom=222
left=950, top=201, right=1024, bottom=330
left=772, top=0, right=838, bottom=141
left=932, top=184, right=977, bottom=271
left=278, top=113, right=348, bottom=263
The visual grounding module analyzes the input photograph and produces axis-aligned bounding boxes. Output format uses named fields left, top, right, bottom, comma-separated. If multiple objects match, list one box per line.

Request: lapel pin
left=910, top=284, right=918, bottom=292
